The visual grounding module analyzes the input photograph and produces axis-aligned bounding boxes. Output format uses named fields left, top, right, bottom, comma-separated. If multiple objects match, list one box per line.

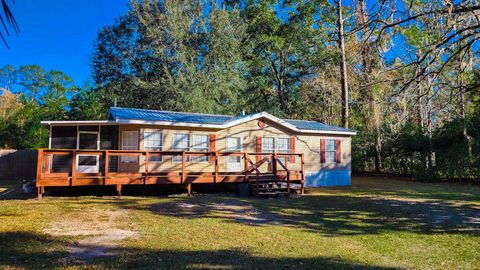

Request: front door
left=76, top=131, right=100, bottom=173
left=226, top=136, right=242, bottom=172
left=120, top=131, right=139, bottom=172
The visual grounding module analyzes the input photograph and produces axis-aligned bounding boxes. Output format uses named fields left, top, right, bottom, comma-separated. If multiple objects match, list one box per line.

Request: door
left=226, top=136, right=242, bottom=172
left=121, top=131, right=139, bottom=163
left=76, top=131, right=100, bottom=173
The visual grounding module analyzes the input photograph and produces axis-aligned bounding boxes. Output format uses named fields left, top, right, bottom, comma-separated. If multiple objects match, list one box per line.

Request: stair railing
left=275, top=157, right=290, bottom=195
left=244, top=154, right=268, bottom=196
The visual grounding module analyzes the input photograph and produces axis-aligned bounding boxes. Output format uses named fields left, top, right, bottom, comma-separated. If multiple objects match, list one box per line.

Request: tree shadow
left=0, top=231, right=68, bottom=269
left=107, top=192, right=480, bottom=236
left=0, top=231, right=398, bottom=270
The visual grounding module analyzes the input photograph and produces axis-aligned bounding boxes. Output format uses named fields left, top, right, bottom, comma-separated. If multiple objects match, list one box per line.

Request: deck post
left=272, top=153, right=277, bottom=182
left=144, top=151, right=149, bottom=185
left=255, top=162, right=260, bottom=197
left=243, top=153, right=248, bottom=182
left=182, top=151, right=186, bottom=184
left=214, top=152, right=218, bottom=183
left=116, top=184, right=122, bottom=198
left=187, top=183, right=192, bottom=196
left=285, top=157, right=290, bottom=196
left=36, top=149, right=43, bottom=199
left=37, top=187, right=43, bottom=199
left=71, top=150, right=76, bottom=186
left=104, top=151, right=109, bottom=186
left=300, top=153, right=305, bottom=194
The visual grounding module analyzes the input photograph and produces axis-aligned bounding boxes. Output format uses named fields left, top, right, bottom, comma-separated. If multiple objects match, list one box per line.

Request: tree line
left=1, top=0, right=479, bottom=181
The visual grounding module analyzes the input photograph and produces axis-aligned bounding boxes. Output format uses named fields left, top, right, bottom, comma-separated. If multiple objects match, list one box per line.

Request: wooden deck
left=36, top=149, right=305, bottom=198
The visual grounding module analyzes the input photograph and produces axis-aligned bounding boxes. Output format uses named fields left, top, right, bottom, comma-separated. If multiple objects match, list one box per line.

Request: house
left=36, top=107, right=356, bottom=198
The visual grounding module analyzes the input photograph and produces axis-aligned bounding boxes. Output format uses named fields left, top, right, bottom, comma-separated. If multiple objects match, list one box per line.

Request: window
left=122, top=131, right=138, bottom=163
left=144, top=130, right=163, bottom=162
left=172, top=134, right=189, bottom=162
left=191, top=134, right=209, bottom=162
left=261, top=137, right=275, bottom=153
left=261, top=137, right=290, bottom=164
left=325, top=139, right=337, bottom=163
left=226, top=136, right=242, bottom=171
left=276, top=138, right=290, bottom=153
left=261, top=137, right=290, bottom=153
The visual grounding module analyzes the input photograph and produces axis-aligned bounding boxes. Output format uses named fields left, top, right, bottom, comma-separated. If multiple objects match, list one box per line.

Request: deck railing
left=36, top=149, right=305, bottom=197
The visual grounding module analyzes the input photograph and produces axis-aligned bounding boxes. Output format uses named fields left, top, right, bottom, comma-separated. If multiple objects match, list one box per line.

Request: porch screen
left=51, top=126, right=77, bottom=149
left=100, top=125, right=119, bottom=150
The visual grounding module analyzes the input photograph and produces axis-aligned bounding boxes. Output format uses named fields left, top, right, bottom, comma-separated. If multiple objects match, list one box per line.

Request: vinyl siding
left=117, top=118, right=352, bottom=174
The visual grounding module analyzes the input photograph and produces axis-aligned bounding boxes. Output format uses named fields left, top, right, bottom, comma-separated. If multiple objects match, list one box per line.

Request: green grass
left=0, top=177, right=479, bottom=269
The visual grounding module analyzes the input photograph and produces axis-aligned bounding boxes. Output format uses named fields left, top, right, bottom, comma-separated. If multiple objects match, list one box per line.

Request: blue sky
left=0, top=0, right=130, bottom=85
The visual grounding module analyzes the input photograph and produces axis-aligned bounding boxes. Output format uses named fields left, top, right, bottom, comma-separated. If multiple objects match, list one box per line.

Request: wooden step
left=248, top=178, right=277, bottom=183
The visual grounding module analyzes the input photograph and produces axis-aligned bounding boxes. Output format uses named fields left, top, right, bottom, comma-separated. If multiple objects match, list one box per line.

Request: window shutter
left=209, top=134, right=216, bottom=164
left=320, top=139, right=326, bottom=163
left=289, top=136, right=296, bottom=163
left=256, top=136, right=262, bottom=162
left=336, top=139, right=341, bottom=163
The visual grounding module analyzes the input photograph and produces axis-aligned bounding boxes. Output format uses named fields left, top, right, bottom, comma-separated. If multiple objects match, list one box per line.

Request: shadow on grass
left=0, top=231, right=397, bottom=270
left=107, top=192, right=480, bottom=236
left=349, top=176, right=480, bottom=202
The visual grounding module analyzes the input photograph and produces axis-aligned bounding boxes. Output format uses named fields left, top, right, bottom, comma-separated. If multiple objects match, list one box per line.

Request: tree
left=0, top=65, right=78, bottom=148
left=68, top=84, right=107, bottom=120
left=336, top=0, right=349, bottom=128
left=93, top=0, right=249, bottom=115
left=0, top=0, right=19, bottom=49
left=237, top=0, right=331, bottom=117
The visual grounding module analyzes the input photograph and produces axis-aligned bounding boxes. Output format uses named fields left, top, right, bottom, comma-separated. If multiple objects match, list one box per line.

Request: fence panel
left=0, top=149, right=37, bottom=180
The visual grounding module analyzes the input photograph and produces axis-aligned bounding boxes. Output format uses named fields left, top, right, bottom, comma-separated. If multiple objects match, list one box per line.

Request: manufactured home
left=36, top=107, right=356, bottom=197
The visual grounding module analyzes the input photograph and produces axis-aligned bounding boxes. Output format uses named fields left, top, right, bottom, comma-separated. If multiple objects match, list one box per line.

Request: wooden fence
left=0, top=149, right=37, bottom=180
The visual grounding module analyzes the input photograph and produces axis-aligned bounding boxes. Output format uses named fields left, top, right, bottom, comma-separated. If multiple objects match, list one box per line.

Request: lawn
left=0, top=176, right=479, bottom=269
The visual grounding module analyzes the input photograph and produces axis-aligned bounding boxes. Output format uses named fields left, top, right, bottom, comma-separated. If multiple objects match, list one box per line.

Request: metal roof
left=284, top=119, right=352, bottom=132
left=109, top=107, right=355, bottom=134
left=109, top=107, right=232, bottom=125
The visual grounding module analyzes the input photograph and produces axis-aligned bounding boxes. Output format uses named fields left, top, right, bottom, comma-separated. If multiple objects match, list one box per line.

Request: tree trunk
left=459, top=65, right=472, bottom=158
left=337, top=0, right=349, bottom=128
left=374, top=127, right=382, bottom=173
left=356, top=0, right=382, bottom=172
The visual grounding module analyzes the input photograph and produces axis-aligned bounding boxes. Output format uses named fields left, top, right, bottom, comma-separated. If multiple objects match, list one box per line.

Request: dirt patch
left=171, top=200, right=283, bottom=225
left=44, top=208, right=136, bottom=262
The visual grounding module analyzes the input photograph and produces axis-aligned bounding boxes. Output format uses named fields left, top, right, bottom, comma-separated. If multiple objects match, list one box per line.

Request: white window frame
left=76, top=154, right=100, bottom=173
left=77, top=131, right=100, bottom=150
left=172, top=133, right=190, bottom=162
left=121, top=131, right=139, bottom=163
left=226, top=136, right=242, bottom=171
left=143, top=129, right=163, bottom=162
left=261, top=137, right=290, bottom=164
left=261, top=137, right=290, bottom=153
left=191, top=134, right=209, bottom=163
left=261, top=137, right=275, bottom=153
left=325, top=139, right=337, bottom=163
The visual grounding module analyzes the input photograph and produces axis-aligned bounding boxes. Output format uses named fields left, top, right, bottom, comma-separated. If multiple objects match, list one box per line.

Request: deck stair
left=244, top=155, right=304, bottom=198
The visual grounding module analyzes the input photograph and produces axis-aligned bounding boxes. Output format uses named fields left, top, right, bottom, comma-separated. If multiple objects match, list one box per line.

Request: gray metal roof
left=284, top=119, right=352, bottom=132
left=109, top=107, right=354, bottom=133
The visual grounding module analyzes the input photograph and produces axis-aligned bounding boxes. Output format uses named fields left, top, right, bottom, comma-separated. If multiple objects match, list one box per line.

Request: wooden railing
left=36, top=149, right=305, bottom=198
left=275, top=156, right=291, bottom=194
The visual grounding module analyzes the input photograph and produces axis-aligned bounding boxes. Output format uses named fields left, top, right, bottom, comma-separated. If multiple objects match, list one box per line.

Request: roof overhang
left=41, top=120, right=117, bottom=126
left=42, top=112, right=357, bottom=136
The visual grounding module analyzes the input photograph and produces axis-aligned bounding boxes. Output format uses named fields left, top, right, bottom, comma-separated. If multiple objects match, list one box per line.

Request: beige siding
left=117, top=118, right=352, bottom=173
